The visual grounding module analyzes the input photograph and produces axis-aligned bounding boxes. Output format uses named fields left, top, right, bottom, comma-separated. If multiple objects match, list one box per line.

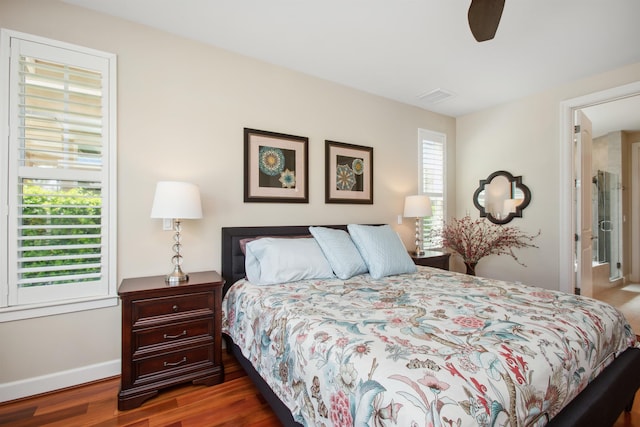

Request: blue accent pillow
left=309, top=226, right=368, bottom=279
left=347, top=224, right=417, bottom=279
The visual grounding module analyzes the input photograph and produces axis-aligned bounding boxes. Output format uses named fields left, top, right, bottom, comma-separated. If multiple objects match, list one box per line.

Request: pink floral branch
left=435, top=215, right=540, bottom=266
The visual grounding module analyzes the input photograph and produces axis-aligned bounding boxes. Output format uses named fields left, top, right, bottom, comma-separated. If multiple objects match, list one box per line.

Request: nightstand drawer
left=133, top=344, right=214, bottom=385
left=133, top=318, right=214, bottom=356
left=132, top=291, right=213, bottom=326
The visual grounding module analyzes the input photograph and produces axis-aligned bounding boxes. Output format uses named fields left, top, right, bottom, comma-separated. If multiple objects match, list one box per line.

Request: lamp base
left=413, top=218, right=425, bottom=257
left=165, top=265, right=189, bottom=285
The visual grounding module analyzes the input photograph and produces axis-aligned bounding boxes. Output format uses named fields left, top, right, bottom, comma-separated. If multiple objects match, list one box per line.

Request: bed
left=221, top=224, right=640, bottom=426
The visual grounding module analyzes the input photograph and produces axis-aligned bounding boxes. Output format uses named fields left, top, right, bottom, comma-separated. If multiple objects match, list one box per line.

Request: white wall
left=456, top=63, right=640, bottom=288
left=0, top=0, right=456, bottom=400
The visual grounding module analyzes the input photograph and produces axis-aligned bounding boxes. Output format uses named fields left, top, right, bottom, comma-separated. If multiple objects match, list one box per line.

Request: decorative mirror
left=473, top=170, right=531, bottom=224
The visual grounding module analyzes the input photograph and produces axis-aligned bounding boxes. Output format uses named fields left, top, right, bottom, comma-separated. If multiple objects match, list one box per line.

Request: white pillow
left=347, top=224, right=417, bottom=279
left=309, top=226, right=368, bottom=279
left=245, top=237, right=335, bottom=285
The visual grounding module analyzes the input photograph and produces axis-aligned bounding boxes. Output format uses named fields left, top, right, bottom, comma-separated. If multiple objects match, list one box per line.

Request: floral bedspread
left=222, top=267, right=637, bottom=426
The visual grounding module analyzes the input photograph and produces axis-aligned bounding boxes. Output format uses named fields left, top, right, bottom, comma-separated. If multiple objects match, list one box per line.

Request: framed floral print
left=325, top=140, right=373, bottom=204
left=244, top=128, right=309, bottom=203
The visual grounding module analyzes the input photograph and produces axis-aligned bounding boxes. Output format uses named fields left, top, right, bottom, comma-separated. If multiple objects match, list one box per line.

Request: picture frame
left=325, top=140, right=373, bottom=204
left=244, top=128, right=309, bottom=203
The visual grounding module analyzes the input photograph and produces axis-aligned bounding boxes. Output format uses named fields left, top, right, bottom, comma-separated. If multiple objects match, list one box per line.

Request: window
left=0, top=29, right=117, bottom=321
left=418, top=129, right=446, bottom=248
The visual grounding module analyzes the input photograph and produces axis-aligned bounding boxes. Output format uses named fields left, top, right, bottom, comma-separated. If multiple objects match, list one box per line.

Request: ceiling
left=582, top=95, right=640, bottom=138
left=63, top=0, right=640, bottom=125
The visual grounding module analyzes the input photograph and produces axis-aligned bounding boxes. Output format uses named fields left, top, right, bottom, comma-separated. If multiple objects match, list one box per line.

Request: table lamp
left=404, top=195, right=432, bottom=256
left=150, top=181, right=203, bottom=284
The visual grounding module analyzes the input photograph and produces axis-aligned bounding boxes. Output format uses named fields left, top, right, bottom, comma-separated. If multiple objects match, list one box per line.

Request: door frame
left=633, top=142, right=640, bottom=282
left=559, top=81, right=640, bottom=294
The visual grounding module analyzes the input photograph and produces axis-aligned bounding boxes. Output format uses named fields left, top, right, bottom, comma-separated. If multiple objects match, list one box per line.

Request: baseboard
left=0, top=359, right=120, bottom=403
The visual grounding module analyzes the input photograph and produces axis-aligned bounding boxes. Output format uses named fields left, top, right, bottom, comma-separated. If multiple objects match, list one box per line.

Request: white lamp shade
left=403, top=195, right=432, bottom=217
left=150, top=181, right=203, bottom=219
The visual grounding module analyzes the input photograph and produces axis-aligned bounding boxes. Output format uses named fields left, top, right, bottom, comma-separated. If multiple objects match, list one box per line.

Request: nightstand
left=411, top=250, right=451, bottom=271
left=117, top=270, right=225, bottom=410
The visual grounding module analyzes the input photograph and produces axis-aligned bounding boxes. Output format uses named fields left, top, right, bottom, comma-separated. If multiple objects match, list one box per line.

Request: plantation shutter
left=7, top=37, right=111, bottom=305
left=419, top=130, right=446, bottom=247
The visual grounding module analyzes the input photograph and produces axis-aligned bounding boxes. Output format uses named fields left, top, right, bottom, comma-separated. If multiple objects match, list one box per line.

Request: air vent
left=418, top=88, right=456, bottom=104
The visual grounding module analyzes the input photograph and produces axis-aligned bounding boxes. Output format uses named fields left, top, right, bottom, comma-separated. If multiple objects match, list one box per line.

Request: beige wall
left=456, top=63, right=640, bottom=287
left=0, top=0, right=456, bottom=398
left=593, top=132, right=622, bottom=176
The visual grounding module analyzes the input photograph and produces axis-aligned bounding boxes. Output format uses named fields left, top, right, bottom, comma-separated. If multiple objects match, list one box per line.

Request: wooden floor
left=596, top=282, right=640, bottom=334
left=1, top=350, right=639, bottom=426
left=0, top=351, right=282, bottom=426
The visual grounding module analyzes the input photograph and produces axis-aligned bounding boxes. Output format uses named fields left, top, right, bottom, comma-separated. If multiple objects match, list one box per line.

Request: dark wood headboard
left=220, top=225, right=349, bottom=296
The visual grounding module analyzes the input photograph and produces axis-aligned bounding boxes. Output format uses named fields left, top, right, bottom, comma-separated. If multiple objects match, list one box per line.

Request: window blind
left=7, top=39, right=109, bottom=305
left=420, top=131, right=445, bottom=247
left=16, top=55, right=104, bottom=293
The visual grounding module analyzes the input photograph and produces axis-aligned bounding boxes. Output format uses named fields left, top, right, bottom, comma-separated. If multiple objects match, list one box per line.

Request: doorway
left=559, top=81, right=640, bottom=293
left=560, top=82, right=640, bottom=331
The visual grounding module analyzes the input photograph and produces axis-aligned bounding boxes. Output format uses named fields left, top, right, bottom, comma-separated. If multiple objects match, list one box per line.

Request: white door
left=575, top=110, right=593, bottom=296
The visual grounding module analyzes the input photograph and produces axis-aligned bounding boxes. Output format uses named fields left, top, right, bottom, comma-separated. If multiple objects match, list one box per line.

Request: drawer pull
left=163, top=357, right=187, bottom=367
left=164, top=330, right=187, bottom=340
left=172, top=305, right=179, bottom=312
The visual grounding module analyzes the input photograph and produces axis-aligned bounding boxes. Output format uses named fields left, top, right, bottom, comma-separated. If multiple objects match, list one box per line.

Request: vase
left=464, top=262, right=477, bottom=276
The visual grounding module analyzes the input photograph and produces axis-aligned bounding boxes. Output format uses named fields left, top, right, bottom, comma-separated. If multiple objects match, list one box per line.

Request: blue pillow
left=309, top=226, right=368, bottom=279
left=347, top=224, right=417, bottom=279
left=245, top=237, right=335, bottom=285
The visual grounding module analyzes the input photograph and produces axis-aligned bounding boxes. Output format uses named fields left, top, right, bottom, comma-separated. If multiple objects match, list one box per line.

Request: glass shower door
left=594, top=170, right=622, bottom=281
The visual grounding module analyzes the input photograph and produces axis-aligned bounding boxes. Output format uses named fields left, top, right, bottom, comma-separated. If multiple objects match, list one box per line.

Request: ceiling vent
left=418, top=88, right=456, bottom=104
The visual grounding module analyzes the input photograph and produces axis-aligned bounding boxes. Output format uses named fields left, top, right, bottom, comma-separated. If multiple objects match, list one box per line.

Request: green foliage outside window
left=20, top=184, right=102, bottom=286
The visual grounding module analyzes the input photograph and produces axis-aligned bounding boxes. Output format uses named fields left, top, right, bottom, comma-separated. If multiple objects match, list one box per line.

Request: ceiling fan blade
left=468, top=0, right=505, bottom=42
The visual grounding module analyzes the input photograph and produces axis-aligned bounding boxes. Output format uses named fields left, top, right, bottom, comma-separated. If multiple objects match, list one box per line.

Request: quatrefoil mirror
left=473, top=170, right=531, bottom=224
